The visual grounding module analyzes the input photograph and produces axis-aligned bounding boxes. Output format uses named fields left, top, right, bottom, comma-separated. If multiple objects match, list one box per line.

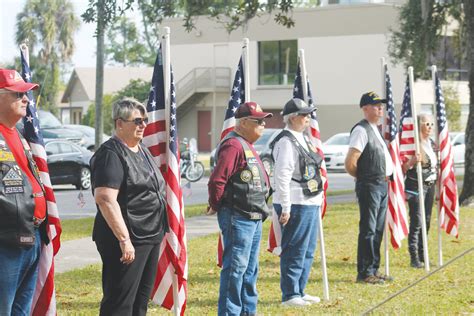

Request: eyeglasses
left=120, top=117, right=149, bottom=126
left=0, top=91, right=27, bottom=99
left=246, top=118, right=265, bottom=126
left=423, top=122, right=434, bottom=127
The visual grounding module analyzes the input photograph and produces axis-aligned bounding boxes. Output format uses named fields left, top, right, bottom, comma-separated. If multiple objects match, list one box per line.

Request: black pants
left=355, top=179, right=388, bottom=279
left=96, top=241, right=161, bottom=316
left=408, top=185, right=435, bottom=258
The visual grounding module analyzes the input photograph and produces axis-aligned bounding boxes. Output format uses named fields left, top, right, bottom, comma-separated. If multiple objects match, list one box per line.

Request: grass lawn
left=56, top=203, right=474, bottom=314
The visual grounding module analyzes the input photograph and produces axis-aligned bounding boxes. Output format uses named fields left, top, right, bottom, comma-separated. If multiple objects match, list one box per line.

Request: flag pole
left=242, top=38, right=250, bottom=101
left=163, top=26, right=180, bottom=316
left=431, top=65, right=443, bottom=267
left=381, top=57, right=390, bottom=277
left=299, top=48, right=329, bottom=301
left=408, top=66, right=430, bottom=272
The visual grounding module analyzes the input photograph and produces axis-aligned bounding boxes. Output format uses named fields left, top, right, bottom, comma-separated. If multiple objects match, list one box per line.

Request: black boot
left=410, top=250, right=423, bottom=268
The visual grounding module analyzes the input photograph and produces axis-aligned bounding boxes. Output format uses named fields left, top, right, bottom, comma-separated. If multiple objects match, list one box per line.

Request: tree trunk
left=94, top=0, right=105, bottom=149
left=459, top=0, right=474, bottom=205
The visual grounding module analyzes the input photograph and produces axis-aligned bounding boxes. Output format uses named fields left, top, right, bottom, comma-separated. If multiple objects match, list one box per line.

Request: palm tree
left=15, top=0, right=79, bottom=112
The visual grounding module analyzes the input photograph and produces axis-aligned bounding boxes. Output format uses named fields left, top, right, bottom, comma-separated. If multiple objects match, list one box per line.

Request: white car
left=450, top=132, right=465, bottom=166
left=322, top=133, right=350, bottom=171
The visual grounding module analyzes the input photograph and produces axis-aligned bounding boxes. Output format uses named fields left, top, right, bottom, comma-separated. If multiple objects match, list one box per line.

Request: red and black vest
left=0, top=131, right=48, bottom=248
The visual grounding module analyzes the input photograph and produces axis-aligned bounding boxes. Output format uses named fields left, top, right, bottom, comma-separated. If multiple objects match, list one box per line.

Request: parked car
left=45, top=139, right=93, bottom=189
left=17, top=110, right=85, bottom=146
left=210, top=128, right=282, bottom=175
left=450, top=132, right=465, bottom=166
left=64, top=124, right=110, bottom=151
left=322, top=132, right=350, bottom=172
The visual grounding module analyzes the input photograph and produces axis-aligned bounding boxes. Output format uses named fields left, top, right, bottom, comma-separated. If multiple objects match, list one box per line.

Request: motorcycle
left=180, top=138, right=205, bottom=182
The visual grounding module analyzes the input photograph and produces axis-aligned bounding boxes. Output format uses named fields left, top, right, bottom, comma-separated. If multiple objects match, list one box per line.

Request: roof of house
left=61, top=67, right=154, bottom=103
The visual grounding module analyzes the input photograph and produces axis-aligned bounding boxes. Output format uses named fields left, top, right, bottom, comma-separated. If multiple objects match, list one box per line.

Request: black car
left=210, top=128, right=282, bottom=175
left=45, top=139, right=93, bottom=189
left=17, top=110, right=85, bottom=146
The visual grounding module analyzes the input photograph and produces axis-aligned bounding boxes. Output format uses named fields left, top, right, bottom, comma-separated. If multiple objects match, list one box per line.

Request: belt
left=33, top=216, right=46, bottom=228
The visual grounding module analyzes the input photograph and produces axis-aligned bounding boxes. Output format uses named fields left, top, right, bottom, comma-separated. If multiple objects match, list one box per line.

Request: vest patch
left=240, top=170, right=252, bottom=182
left=0, top=150, right=15, bottom=162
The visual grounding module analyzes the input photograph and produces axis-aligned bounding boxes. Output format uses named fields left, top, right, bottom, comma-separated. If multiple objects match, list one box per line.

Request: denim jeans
left=0, top=229, right=41, bottom=316
left=273, top=203, right=320, bottom=302
left=217, top=206, right=262, bottom=316
left=355, top=179, right=388, bottom=279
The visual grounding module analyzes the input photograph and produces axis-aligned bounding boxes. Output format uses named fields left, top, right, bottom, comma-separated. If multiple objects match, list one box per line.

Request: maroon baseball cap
left=0, top=69, right=39, bottom=92
left=235, top=101, right=273, bottom=119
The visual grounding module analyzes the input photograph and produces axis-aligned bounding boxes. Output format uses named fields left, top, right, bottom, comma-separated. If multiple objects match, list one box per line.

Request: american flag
left=399, top=76, right=416, bottom=162
left=145, top=46, right=187, bottom=315
left=267, top=58, right=328, bottom=255
left=216, top=55, right=245, bottom=267
left=434, top=72, right=459, bottom=237
left=383, top=65, right=409, bottom=249
left=20, top=48, right=61, bottom=316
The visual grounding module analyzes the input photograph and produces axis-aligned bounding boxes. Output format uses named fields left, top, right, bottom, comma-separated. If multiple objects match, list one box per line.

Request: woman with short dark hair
left=91, top=97, right=168, bottom=315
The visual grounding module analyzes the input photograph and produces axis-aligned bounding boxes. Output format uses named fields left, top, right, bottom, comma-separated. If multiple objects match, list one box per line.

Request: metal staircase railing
left=176, top=67, right=231, bottom=106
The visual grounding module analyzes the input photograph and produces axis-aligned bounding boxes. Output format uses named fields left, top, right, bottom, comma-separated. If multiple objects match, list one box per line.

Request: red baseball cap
left=0, top=69, right=39, bottom=92
left=235, top=101, right=273, bottom=119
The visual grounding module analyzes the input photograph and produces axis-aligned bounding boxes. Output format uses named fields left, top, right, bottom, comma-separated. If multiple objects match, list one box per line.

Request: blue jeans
left=274, top=204, right=320, bottom=302
left=217, top=206, right=262, bottom=316
left=355, top=179, right=388, bottom=279
left=0, top=229, right=41, bottom=315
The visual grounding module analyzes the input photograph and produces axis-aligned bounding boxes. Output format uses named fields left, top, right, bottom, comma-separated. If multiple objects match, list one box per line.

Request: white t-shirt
left=349, top=123, right=394, bottom=176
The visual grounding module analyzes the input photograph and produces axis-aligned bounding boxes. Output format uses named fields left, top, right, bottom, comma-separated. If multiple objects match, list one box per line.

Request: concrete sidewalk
left=55, top=193, right=357, bottom=274
left=55, top=214, right=220, bottom=274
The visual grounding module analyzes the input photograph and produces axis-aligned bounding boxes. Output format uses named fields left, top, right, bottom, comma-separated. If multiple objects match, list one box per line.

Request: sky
left=1, top=0, right=101, bottom=68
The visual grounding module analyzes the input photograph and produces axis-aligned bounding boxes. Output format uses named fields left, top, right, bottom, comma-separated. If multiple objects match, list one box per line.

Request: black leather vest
left=271, top=130, right=324, bottom=196
left=218, top=132, right=270, bottom=220
left=0, top=131, right=48, bottom=248
left=351, top=120, right=386, bottom=181
left=92, top=138, right=169, bottom=244
left=405, top=139, right=438, bottom=193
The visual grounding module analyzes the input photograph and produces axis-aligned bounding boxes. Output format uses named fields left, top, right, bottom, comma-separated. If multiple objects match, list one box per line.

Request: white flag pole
left=242, top=38, right=251, bottom=101
left=431, top=65, right=443, bottom=267
left=381, top=57, right=390, bottom=277
left=408, top=66, right=430, bottom=272
left=20, top=43, right=29, bottom=65
left=162, top=26, right=180, bottom=316
left=299, top=48, right=329, bottom=301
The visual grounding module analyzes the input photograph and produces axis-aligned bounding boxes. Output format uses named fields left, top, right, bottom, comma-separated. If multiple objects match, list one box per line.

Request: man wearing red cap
left=208, top=101, right=272, bottom=316
left=0, top=69, right=48, bottom=314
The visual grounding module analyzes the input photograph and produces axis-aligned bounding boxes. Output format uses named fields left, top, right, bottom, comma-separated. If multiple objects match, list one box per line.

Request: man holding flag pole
left=208, top=38, right=273, bottom=316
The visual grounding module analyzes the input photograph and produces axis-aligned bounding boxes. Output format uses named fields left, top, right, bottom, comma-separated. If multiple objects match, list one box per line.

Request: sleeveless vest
left=91, top=138, right=169, bottom=244
left=270, top=130, right=324, bottom=196
left=217, top=132, right=270, bottom=220
left=351, top=119, right=386, bottom=181
left=0, top=130, right=48, bottom=248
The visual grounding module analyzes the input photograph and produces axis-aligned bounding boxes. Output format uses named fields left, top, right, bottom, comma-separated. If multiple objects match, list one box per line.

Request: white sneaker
left=302, top=294, right=321, bottom=303
left=282, top=297, right=311, bottom=307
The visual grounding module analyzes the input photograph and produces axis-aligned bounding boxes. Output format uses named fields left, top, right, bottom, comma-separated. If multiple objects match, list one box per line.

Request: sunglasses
left=423, top=122, right=434, bottom=127
left=121, top=117, right=149, bottom=126
left=246, top=118, right=265, bottom=126
left=298, top=113, right=311, bottom=117
left=0, top=91, right=27, bottom=99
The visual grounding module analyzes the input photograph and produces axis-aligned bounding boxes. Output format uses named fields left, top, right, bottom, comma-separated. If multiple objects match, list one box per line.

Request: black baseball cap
left=281, top=98, right=316, bottom=116
left=359, top=92, right=386, bottom=107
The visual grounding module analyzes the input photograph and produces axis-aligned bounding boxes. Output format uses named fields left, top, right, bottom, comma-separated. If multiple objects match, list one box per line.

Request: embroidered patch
left=240, top=170, right=252, bottom=182
left=0, top=151, right=14, bottom=162
left=2, top=166, right=23, bottom=187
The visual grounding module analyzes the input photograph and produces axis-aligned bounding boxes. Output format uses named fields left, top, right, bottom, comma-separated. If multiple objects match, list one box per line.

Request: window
left=45, top=143, right=61, bottom=155
left=258, top=40, right=297, bottom=85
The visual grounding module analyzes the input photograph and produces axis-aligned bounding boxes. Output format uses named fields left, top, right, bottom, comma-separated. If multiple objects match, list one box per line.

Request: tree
left=105, top=16, right=154, bottom=66
left=389, top=0, right=474, bottom=205
left=15, top=0, right=80, bottom=112
left=83, top=94, right=114, bottom=135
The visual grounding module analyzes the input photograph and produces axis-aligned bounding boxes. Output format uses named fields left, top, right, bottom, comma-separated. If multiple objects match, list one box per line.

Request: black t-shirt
left=91, top=139, right=166, bottom=245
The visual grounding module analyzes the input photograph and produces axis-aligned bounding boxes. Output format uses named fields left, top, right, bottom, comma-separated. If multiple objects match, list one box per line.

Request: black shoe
left=375, top=272, right=394, bottom=282
left=356, top=275, right=384, bottom=285
left=410, top=259, right=423, bottom=269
